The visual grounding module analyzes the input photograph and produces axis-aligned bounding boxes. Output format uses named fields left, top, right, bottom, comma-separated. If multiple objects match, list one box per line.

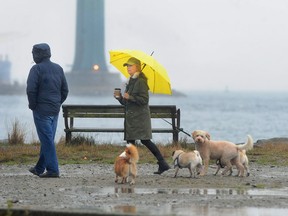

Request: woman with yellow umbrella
left=114, top=57, right=170, bottom=175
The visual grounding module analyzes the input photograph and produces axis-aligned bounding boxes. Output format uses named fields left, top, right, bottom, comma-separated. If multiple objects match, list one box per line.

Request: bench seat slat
left=65, top=128, right=124, bottom=133
left=66, top=114, right=175, bottom=118
left=65, top=128, right=176, bottom=133
left=66, top=114, right=125, bottom=118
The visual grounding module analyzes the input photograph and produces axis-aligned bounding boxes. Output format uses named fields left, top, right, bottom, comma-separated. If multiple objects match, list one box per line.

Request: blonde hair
left=136, top=64, right=142, bottom=71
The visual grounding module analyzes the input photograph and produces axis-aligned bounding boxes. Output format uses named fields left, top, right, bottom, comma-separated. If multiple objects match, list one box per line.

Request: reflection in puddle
left=164, top=205, right=287, bottom=216
left=114, top=205, right=136, bottom=214
left=95, top=186, right=288, bottom=197
left=112, top=204, right=288, bottom=216
left=114, top=186, right=134, bottom=194
left=60, top=186, right=288, bottom=215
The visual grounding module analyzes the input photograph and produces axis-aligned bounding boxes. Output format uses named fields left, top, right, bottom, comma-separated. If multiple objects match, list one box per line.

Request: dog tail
left=126, top=143, right=139, bottom=163
left=237, top=135, right=254, bottom=151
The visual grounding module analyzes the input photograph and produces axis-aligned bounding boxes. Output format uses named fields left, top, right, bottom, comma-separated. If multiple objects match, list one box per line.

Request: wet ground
left=0, top=163, right=288, bottom=215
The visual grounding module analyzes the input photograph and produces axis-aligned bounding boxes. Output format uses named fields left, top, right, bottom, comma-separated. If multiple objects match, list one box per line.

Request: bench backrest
left=62, top=105, right=178, bottom=119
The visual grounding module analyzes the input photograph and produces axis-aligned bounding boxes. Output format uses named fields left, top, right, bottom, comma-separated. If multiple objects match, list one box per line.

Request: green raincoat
left=118, top=72, right=152, bottom=140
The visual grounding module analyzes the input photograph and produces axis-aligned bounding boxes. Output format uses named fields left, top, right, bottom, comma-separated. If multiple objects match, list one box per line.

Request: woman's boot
left=154, top=160, right=170, bottom=174
left=141, top=140, right=170, bottom=174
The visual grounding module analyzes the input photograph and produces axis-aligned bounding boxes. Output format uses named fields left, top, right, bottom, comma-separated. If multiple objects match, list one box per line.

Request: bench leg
left=173, top=131, right=179, bottom=143
left=66, top=132, right=72, bottom=144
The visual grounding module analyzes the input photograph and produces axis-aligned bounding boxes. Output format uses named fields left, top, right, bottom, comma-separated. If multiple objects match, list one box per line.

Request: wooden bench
left=62, top=105, right=181, bottom=143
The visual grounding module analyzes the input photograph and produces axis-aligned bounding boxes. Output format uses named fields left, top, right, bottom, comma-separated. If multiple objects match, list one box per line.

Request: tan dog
left=114, top=143, right=139, bottom=185
left=215, top=149, right=250, bottom=177
left=192, top=130, right=253, bottom=177
left=172, top=150, right=203, bottom=178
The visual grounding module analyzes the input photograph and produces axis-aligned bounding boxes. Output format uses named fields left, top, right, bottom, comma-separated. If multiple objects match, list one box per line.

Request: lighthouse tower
left=66, top=0, right=120, bottom=95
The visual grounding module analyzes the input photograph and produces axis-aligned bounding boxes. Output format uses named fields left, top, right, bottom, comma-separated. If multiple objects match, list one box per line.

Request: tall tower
left=66, top=0, right=120, bottom=95
left=72, top=0, right=107, bottom=73
left=0, top=55, right=11, bottom=84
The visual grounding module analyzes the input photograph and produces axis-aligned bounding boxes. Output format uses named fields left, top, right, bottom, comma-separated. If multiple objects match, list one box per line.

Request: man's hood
left=32, top=43, right=51, bottom=63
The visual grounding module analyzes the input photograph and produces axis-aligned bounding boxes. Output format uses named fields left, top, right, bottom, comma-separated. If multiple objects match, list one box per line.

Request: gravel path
left=0, top=163, right=288, bottom=215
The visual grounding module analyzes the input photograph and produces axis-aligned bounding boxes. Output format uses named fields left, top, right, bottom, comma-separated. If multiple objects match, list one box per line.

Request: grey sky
left=0, top=0, right=288, bottom=92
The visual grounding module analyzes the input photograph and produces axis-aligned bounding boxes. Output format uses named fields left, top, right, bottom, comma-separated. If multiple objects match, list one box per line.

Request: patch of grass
left=0, top=144, right=40, bottom=164
left=1, top=137, right=288, bottom=167
left=57, top=139, right=124, bottom=165
left=67, top=134, right=96, bottom=146
left=248, top=143, right=288, bottom=166
left=252, top=184, right=266, bottom=189
left=6, top=200, right=13, bottom=216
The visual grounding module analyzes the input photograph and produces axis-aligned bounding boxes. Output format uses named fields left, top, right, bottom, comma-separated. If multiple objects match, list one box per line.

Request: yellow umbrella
left=109, top=49, right=172, bottom=95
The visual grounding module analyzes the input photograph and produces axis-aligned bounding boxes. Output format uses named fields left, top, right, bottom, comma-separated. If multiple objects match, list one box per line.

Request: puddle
left=110, top=205, right=288, bottom=216
left=93, top=202, right=288, bottom=216
left=58, top=186, right=288, bottom=215
left=69, top=186, right=288, bottom=197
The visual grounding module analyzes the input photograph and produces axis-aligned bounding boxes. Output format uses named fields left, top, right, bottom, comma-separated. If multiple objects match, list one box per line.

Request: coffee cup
left=114, top=88, right=121, bottom=98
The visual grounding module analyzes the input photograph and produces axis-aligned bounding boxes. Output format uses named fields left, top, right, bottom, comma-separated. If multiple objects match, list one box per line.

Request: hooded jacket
left=26, top=43, right=69, bottom=116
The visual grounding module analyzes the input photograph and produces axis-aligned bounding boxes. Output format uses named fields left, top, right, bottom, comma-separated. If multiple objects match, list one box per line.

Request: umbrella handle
left=141, top=51, right=154, bottom=71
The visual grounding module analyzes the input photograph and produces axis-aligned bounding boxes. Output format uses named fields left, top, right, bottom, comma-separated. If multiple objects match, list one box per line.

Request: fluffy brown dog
left=114, top=144, right=139, bottom=185
left=215, top=149, right=250, bottom=177
left=192, top=130, right=253, bottom=177
left=172, top=150, right=203, bottom=178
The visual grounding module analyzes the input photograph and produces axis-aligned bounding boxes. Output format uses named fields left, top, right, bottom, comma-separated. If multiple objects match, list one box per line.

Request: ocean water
left=1, top=91, right=288, bottom=144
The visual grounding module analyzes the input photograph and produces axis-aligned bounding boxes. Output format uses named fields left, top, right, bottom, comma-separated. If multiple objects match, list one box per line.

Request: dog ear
left=192, top=131, right=196, bottom=139
left=172, top=150, right=175, bottom=156
left=205, top=132, right=211, bottom=140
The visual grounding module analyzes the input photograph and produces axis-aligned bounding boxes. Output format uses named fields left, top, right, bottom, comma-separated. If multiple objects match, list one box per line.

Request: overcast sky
left=1, top=0, right=288, bottom=92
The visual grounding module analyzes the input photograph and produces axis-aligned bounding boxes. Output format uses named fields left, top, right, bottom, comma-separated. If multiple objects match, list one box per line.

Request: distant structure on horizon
left=66, top=0, right=120, bottom=95
left=0, top=55, right=25, bottom=95
left=0, top=55, right=11, bottom=84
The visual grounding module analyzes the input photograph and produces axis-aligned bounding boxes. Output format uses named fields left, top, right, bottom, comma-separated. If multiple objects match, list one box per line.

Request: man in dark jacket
left=26, top=43, right=69, bottom=178
left=114, top=57, right=170, bottom=174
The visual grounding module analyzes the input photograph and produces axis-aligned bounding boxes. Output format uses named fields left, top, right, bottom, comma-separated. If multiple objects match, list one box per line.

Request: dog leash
left=161, top=118, right=191, bottom=137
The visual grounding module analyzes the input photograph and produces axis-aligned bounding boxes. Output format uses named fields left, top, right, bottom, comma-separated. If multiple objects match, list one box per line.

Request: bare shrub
left=170, top=136, right=195, bottom=150
left=69, top=133, right=96, bottom=146
left=7, top=119, right=26, bottom=145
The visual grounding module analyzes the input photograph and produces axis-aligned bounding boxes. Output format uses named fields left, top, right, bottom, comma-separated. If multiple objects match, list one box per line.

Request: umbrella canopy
left=109, top=49, right=172, bottom=95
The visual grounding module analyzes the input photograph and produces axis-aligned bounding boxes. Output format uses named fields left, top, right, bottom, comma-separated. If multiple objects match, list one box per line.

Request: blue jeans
left=33, top=111, right=59, bottom=174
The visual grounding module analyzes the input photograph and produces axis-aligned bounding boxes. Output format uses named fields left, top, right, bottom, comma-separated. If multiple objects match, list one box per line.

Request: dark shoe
left=39, top=172, right=59, bottom=178
left=29, top=167, right=40, bottom=176
left=154, top=160, right=170, bottom=175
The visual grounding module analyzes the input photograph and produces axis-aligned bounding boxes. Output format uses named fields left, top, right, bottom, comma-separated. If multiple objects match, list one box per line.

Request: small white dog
left=215, top=149, right=250, bottom=177
left=172, top=150, right=203, bottom=178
